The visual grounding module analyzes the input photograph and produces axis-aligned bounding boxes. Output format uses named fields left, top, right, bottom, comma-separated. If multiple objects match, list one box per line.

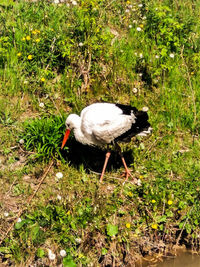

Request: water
left=157, top=252, right=200, bottom=267
left=137, top=251, right=200, bottom=267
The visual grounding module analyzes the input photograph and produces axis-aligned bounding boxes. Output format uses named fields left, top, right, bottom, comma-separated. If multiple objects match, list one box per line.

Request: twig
left=19, top=145, right=36, bottom=154
left=0, top=160, right=54, bottom=245
left=0, top=146, right=18, bottom=153
left=89, top=170, right=137, bottom=185
left=6, top=177, right=18, bottom=196
left=49, top=95, right=62, bottom=117
left=176, top=205, right=194, bottom=246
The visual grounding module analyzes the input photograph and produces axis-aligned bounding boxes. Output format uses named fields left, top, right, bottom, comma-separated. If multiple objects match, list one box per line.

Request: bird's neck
left=74, top=125, right=91, bottom=145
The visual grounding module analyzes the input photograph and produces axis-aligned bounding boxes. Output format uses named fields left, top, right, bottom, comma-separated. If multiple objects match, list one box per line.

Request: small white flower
left=72, top=0, right=77, bottom=5
left=134, top=52, right=138, bottom=56
left=24, top=80, right=29, bottom=84
left=75, top=237, right=82, bottom=244
left=128, top=5, right=133, bottom=8
left=128, top=25, right=132, bottom=28
left=138, top=3, right=143, bottom=7
left=39, top=102, right=44, bottom=108
left=142, top=106, right=149, bottom=112
left=17, top=218, right=22, bottom=223
left=132, top=88, right=138, bottom=93
left=54, top=0, right=59, bottom=3
left=139, top=53, right=143, bottom=58
left=136, top=27, right=142, bottom=31
left=142, top=16, right=147, bottom=20
left=78, top=42, right=83, bottom=47
left=132, top=20, right=137, bottom=24
left=56, top=172, right=63, bottom=179
left=138, top=73, right=143, bottom=77
left=48, top=249, right=56, bottom=261
left=4, top=212, right=9, bottom=217
left=60, top=249, right=67, bottom=257
left=125, top=9, right=130, bottom=13
left=169, top=53, right=175, bottom=58
left=137, top=179, right=142, bottom=186
left=155, top=55, right=159, bottom=59
left=19, top=139, right=24, bottom=144
left=57, top=194, right=62, bottom=200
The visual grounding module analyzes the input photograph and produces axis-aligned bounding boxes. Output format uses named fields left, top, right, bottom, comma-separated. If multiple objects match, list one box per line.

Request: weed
left=19, top=115, right=66, bottom=161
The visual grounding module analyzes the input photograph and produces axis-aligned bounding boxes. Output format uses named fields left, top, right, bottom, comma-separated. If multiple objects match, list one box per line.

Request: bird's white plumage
left=65, top=103, right=136, bottom=146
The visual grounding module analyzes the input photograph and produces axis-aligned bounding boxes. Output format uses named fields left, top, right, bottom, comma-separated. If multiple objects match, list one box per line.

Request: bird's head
left=61, top=114, right=80, bottom=149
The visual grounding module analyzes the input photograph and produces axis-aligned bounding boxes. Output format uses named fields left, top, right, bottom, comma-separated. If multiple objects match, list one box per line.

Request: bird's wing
left=81, top=103, right=136, bottom=144
left=92, top=115, right=134, bottom=144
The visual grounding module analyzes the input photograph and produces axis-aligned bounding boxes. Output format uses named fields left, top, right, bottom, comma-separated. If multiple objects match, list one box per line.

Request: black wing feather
left=115, top=104, right=151, bottom=142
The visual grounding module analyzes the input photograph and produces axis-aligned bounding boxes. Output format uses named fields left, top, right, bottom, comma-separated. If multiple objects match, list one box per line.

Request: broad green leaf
left=36, top=248, right=45, bottom=258
left=63, top=256, right=77, bottom=267
left=101, top=248, right=108, bottom=255
left=106, top=224, right=118, bottom=237
left=15, top=220, right=26, bottom=230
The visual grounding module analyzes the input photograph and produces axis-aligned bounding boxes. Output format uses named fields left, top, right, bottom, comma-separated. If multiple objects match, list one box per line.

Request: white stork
left=61, top=103, right=151, bottom=182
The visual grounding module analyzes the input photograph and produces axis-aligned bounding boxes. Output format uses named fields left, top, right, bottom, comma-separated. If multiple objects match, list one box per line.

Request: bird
left=61, top=102, right=151, bottom=182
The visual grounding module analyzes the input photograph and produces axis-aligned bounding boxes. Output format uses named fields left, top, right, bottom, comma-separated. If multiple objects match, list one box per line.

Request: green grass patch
left=0, top=0, right=200, bottom=265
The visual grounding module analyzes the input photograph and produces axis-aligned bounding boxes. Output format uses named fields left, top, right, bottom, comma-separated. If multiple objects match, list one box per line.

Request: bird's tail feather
left=115, top=109, right=152, bottom=142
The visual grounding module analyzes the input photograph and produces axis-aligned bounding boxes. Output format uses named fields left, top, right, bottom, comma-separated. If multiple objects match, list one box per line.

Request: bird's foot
left=121, top=169, right=135, bottom=184
left=121, top=170, right=139, bottom=185
left=121, top=169, right=132, bottom=177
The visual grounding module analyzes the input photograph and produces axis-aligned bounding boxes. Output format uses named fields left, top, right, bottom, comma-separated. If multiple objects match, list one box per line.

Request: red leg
left=100, top=151, right=111, bottom=183
left=115, top=143, right=132, bottom=182
left=120, top=156, right=132, bottom=181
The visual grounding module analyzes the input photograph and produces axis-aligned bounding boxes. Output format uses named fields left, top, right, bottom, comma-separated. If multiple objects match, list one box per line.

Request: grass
left=0, top=0, right=200, bottom=266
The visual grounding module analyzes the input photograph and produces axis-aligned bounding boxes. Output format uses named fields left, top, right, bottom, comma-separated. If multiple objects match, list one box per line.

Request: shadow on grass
left=61, top=137, right=134, bottom=174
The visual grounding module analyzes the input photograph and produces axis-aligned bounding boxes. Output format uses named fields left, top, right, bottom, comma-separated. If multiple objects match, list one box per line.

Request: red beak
left=61, top=129, right=71, bottom=149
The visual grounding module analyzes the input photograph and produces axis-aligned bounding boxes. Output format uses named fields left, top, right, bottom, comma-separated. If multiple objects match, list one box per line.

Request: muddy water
left=157, top=252, right=200, bottom=267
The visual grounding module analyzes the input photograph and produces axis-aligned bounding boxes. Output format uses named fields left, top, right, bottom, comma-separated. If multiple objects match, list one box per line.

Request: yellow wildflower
left=151, top=199, right=156, bottom=204
left=26, top=35, right=31, bottom=41
left=151, top=223, right=158, bottom=230
left=35, top=38, right=40, bottom=43
left=126, top=223, right=131, bottom=229
left=32, top=30, right=37, bottom=35
left=27, top=55, right=33, bottom=60
left=126, top=1, right=130, bottom=4
left=139, top=24, right=144, bottom=28
left=41, top=77, right=45, bottom=82
left=36, top=29, right=40, bottom=34
left=127, top=191, right=133, bottom=197
left=22, top=37, right=26, bottom=41
left=66, top=210, right=70, bottom=215
left=168, top=200, right=173, bottom=205
left=17, top=52, right=22, bottom=57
